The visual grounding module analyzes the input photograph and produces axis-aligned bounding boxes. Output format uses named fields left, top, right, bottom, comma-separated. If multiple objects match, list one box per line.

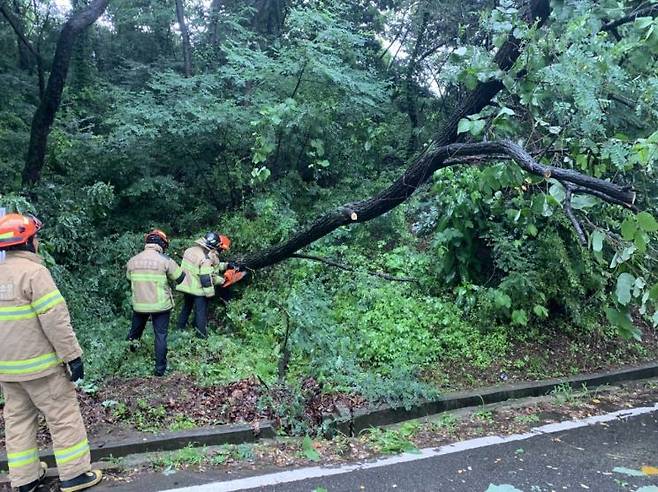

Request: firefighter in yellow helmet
left=126, top=229, right=185, bottom=376
left=0, top=212, right=102, bottom=492
left=176, top=232, right=230, bottom=338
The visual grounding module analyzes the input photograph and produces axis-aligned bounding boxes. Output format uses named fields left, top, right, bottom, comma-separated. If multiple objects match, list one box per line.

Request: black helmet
left=203, top=231, right=221, bottom=250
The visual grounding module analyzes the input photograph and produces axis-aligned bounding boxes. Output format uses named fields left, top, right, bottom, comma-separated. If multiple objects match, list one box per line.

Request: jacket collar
left=194, top=239, right=210, bottom=250
left=145, top=243, right=164, bottom=254
left=7, top=250, right=44, bottom=265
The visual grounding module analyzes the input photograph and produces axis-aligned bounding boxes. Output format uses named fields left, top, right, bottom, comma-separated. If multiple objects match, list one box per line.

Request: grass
left=472, top=409, right=494, bottom=423
left=429, top=413, right=459, bottom=432
left=151, top=443, right=256, bottom=471
left=364, top=421, right=420, bottom=454
left=514, top=413, right=541, bottom=424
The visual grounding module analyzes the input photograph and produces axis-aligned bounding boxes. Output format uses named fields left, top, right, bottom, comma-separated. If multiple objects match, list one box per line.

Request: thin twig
left=291, top=253, right=419, bottom=283
left=562, top=183, right=587, bottom=246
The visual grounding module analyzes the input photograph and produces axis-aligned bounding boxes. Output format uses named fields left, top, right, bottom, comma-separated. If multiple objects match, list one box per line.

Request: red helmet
left=145, top=229, right=169, bottom=248
left=0, top=213, right=43, bottom=248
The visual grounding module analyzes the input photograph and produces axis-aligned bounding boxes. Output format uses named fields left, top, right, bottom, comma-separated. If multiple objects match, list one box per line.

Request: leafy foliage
left=0, top=0, right=657, bottom=428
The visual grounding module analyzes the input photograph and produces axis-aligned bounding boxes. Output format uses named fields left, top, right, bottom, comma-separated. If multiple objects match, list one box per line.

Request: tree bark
left=175, top=0, right=193, bottom=77
left=22, top=0, right=110, bottom=187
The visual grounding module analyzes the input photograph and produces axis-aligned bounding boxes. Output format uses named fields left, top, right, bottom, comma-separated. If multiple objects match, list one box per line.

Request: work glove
left=67, top=357, right=84, bottom=382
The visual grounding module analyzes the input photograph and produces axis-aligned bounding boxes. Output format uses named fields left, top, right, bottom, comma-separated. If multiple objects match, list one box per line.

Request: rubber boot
left=17, top=462, right=47, bottom=492
left=59, top=470, right=103, bottom=492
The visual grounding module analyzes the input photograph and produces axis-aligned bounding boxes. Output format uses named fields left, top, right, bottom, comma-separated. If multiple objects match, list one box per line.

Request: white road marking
left=168, top=403, right=658, bottom=492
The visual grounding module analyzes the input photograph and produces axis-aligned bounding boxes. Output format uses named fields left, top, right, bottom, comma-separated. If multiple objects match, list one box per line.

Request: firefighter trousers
left=1, top=367, right=91, bottom=487
left=127, top=310, right=170, bottom=375
left=177, top=294, right=209, bottom=338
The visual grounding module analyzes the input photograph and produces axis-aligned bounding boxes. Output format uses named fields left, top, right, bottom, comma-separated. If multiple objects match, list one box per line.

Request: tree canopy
left=1, top=0, right=657, bottom=404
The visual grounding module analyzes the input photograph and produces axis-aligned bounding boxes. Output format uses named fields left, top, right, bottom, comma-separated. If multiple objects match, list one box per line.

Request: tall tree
left=208, top=0, right=222, bottom=46
left=251, top=0, right=288, bottom=38
left=22, top=0, right=110, bottom=186
left=175, top=0, right=192, bottom=77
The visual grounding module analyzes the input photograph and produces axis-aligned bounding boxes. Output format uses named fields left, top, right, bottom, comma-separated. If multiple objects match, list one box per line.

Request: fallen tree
left=239, top=140, right=636, bottom=269
left=237, top=0, right=638, bottom=270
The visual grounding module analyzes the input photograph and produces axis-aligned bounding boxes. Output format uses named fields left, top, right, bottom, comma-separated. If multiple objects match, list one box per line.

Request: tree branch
left=22, top=0, right=110, bottom=186
left=239, top=139, right=635, bottom=270
left=562, top=184, right=587, bottom=246
left=290, top=254, right=419, bottom=283
left=0, top=3, right=39, bottom=60
left=602, top=4, right=658, bottom=31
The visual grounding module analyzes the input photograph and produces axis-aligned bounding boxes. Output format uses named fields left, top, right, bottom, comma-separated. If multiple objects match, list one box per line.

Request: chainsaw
left=222, top=265, right=248, bottom=288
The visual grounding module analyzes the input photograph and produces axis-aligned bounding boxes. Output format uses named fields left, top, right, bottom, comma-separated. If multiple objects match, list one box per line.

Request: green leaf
left=634, top=232, right=648, bottom=254
left=457, top=118, right=471, bottom=134
left=591, top=230, right=604, bottom=252
left=571, top=194, right=598, bottom=210
left=469, top=119, right=486, bottom=136
left=635, top=17, right=655, bottom=30
left=649, top=283, right=658, bottom=301
left=621, top=218, right=637, bottom=241
left=548, top=180, right=565, bottom=203
left=532, top=305, right=549, bottom=318
left=616, top=273, right=635, bottom=305
left=637, top=212, right=658, bottom=232
left=526, top=224, right=538, bottom=237
left=302, top=436, right=321, bottom=462
left=605, top=308, right=641, bottom=341
left=511, top=309, right=528, bottom=326
left=493, top=291, right=512, bottom=309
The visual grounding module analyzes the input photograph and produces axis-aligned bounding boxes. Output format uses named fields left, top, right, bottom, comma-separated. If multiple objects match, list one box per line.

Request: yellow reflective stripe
left=173, top=267, right=184, bottom=279
left=31, top=290, right=64, bottom=315
left=133, top=301, right=172, bottom=312
left=199, top=265, right=214, bottom=275
left=0, top=352, right=61, bottom=375
left=0, top=232, right=14, bottom=239
left=54, top=439, right=89, bottom=465
left=7, top=448, right=39, bottom=469
left=0, top=303, right=36, bottom=321
left=129, top=273, right=167, bottom=282
left=181, top=260, right=200, bottom=273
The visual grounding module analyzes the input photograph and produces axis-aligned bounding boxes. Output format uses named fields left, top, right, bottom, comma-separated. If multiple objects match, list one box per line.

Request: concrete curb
left=1, top=362, right=657, bottom=470
left=324, top=361, right=658, bottom=436
left=0, top=421, right=275, bottom=470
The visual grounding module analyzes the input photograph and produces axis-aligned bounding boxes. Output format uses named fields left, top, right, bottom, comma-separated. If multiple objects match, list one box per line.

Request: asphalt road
left=97, top=406, right=658, bottom=492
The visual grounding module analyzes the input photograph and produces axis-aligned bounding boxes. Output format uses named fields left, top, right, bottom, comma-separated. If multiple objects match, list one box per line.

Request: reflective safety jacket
left=0, top=251, right=83, bottom=382
left=175, top=241, right=227, bottom=298
left=126, top=244, right=185, bottom=313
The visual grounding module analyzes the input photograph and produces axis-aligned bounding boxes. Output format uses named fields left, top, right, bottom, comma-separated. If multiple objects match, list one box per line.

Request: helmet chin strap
left=0, top=207, right=5, bottom=264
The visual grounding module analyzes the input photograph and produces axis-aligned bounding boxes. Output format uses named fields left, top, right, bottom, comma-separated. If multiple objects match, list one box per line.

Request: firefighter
left=0, top=213, right=102, bottom=492
left=175, top=232, right=230, bottom=338
left=126, top=229, right=185, bottom=377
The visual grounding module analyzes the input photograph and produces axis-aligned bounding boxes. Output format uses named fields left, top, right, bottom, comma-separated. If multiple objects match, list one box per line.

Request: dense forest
left=1, top=0, right=657, bottom=426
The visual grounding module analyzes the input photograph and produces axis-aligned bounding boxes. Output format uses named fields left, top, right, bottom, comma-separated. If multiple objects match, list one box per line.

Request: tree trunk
left=22, top=0, right=110, bottom=187
left=208, top=0, right=222, bottom=46
left=11, top=0, right=30, bottom=70
left=70, top=0, right=94, bottom=91
left=236, top=0, right=559, bottom=269
left=405, top=4, right=430, bottom=156
left=175, top=0, right=193, bottom=77
left=251, top=0, right=288, bottom=38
